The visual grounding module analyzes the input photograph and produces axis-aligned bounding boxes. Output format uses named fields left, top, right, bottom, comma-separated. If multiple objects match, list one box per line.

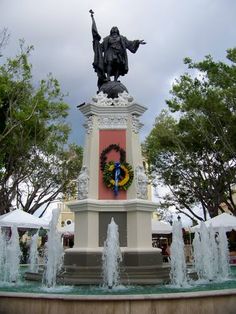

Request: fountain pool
left=1, top=266, right=236, bottom=295
left=0, top=266, right=236, bottom=314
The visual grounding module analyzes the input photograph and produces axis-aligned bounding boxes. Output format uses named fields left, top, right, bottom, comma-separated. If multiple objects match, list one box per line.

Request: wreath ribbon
left=114, top=162, right=121, bottom=195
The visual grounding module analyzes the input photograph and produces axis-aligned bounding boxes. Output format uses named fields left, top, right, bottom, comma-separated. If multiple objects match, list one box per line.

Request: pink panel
left=99, top=130, right=127, bottom=200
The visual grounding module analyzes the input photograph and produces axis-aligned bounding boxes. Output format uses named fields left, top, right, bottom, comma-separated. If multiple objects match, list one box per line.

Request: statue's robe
left=91, top=17, right=140, bottom=88
left=101, top=36, right=140, bottom=77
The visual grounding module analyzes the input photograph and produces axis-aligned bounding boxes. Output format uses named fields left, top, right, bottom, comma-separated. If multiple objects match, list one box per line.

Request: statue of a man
left=89, top=10, right=146, bottom=89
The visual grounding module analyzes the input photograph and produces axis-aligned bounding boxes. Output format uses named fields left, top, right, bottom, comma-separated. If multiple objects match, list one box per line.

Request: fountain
left=0, top=229, right=7, bottom=281
left=23, top=208, right=64, bottom=287
left=209, top=225, right=219, bottom=279
left=192, top=222, right=231, bottom=283
left=192, top=222, right=214, bottom=281
left=0, top=10, right=236, bottom=314
left=192, top=227, right=202, bottom=279
left=218, top=226, right=230, bottom=279
left=102, top=217, right=122, bottom=289
left=43, top=208, right=64, bottom=288
left=170, top=220, right=188, bottom=287
left=4, top=225, right=21, bottom=283
left=0, top=216, right=236, bottom=314
left=200, top=222, right=215, bottom=281
left=29, top=231, right=39, bottom=273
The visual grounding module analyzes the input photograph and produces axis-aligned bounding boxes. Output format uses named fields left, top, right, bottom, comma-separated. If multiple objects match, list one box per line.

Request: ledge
left=79, top=102, right=147, bottom=117
left=1, top=288, right=236, bottom=301
left=66, top=198, right=158, bottom=213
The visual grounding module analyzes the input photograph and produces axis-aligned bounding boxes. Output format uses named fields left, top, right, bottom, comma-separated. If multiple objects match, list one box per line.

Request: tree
left=0, top=28, right=9, bottom=57
left=0, top=42, right=82, bottom=214
left=144, top=48, right=236, bottom=220
left=15, top=144, right=83, bottom=214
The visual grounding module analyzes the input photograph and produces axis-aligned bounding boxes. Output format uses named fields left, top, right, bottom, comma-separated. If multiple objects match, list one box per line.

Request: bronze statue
left=89, top=10, right=146, bottom=92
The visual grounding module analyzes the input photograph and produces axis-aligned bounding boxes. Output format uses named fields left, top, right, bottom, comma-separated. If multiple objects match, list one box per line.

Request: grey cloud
left=1, top=0, right=236, bottom=145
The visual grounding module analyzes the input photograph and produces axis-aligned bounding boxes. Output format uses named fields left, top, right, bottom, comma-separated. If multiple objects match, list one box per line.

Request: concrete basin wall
left=0, top=289, right=236, bottom=314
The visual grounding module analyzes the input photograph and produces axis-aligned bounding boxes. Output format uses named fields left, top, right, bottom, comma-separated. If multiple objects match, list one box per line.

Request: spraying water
left=170, top=220, right=188, bottom=287
left=217, top=226, right=230, bottom=279
left=43, top=209, right=64, bottom=288
left=102, top=217, right=122, bottom=289
left=5, top=225, right=22, bottom=283
left=29, top=231, right=40, bottom=273
left=192, top=230, right=203, bottom=279
left=0, top=228, right=7, bottom=281
left=193, top=222, right=230, bottom=282
left=199, top=222, right=214, bottom=280
left=208, top=225, right=219, bottom=279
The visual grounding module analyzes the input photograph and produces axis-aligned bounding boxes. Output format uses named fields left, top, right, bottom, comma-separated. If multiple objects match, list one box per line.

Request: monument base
left=60, top=247, right=170, bottom=285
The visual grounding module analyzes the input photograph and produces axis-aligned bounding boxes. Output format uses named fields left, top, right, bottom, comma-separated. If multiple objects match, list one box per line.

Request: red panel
left=99, top=130, right=127, bottom=200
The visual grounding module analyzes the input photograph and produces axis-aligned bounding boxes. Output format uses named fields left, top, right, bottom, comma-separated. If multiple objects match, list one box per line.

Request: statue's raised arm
left=89, top=10, right=146, bottom=97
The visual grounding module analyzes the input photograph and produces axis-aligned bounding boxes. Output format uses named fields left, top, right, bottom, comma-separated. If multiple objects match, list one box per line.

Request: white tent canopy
left=0, top=209, right=50, bottom=229
left=191, top=213, right=236, bottom=232
left=152, top=220, right=172, bottom=234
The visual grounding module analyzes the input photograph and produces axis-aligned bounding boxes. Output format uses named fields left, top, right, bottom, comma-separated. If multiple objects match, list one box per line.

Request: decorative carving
left=83, top=116, right=94, bottom=134
left=131, top=115, right=143, bottom=134
left=92, top=92, right=114, bottom=106
left=91, top=91, right=133, bottom=107
left=113, top=92, right=134, bottom=106
left=135, top=165, right=148, bottom=199
left=98, top=114, right=128, bottom=129
left=77, top=166, right=89, bottom=199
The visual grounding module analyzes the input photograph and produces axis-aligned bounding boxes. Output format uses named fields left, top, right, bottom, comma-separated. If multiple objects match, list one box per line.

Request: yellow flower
left=119, top=165, right=130, bottom=186
left=108, top=164, right=115, bottom=171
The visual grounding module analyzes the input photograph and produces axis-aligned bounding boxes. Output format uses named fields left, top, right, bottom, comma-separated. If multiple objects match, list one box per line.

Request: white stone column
left=72, top=93, right=155, bottom=251
left=126, top=115, right=144, bottom=199
left=127, top=211, right=152, bottom=248
left=74, top=211, right=99, bottom=248
left=82, top=116, right=99, bottom=200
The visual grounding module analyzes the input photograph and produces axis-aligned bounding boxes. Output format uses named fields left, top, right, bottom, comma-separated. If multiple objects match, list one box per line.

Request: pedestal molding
left=80, top=102, right=147, bottom=117
left=66, top=198, right=157, bottom=213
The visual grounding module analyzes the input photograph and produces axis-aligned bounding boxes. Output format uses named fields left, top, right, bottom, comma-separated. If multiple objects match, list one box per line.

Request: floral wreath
left=100, top=144, right=134, bottom=193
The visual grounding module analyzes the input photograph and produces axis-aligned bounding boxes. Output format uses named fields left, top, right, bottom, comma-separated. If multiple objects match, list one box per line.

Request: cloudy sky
left=1, top=0, right=236, bottom=147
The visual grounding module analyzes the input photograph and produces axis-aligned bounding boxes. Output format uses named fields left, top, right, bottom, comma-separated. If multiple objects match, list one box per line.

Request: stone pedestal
left=63, top=92, right=165, bottom=285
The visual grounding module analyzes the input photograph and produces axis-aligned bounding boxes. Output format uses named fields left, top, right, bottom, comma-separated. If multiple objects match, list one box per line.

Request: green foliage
left=0, top=41, right=83, bottom=214
left=145, top=48, right=236, bottom=220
